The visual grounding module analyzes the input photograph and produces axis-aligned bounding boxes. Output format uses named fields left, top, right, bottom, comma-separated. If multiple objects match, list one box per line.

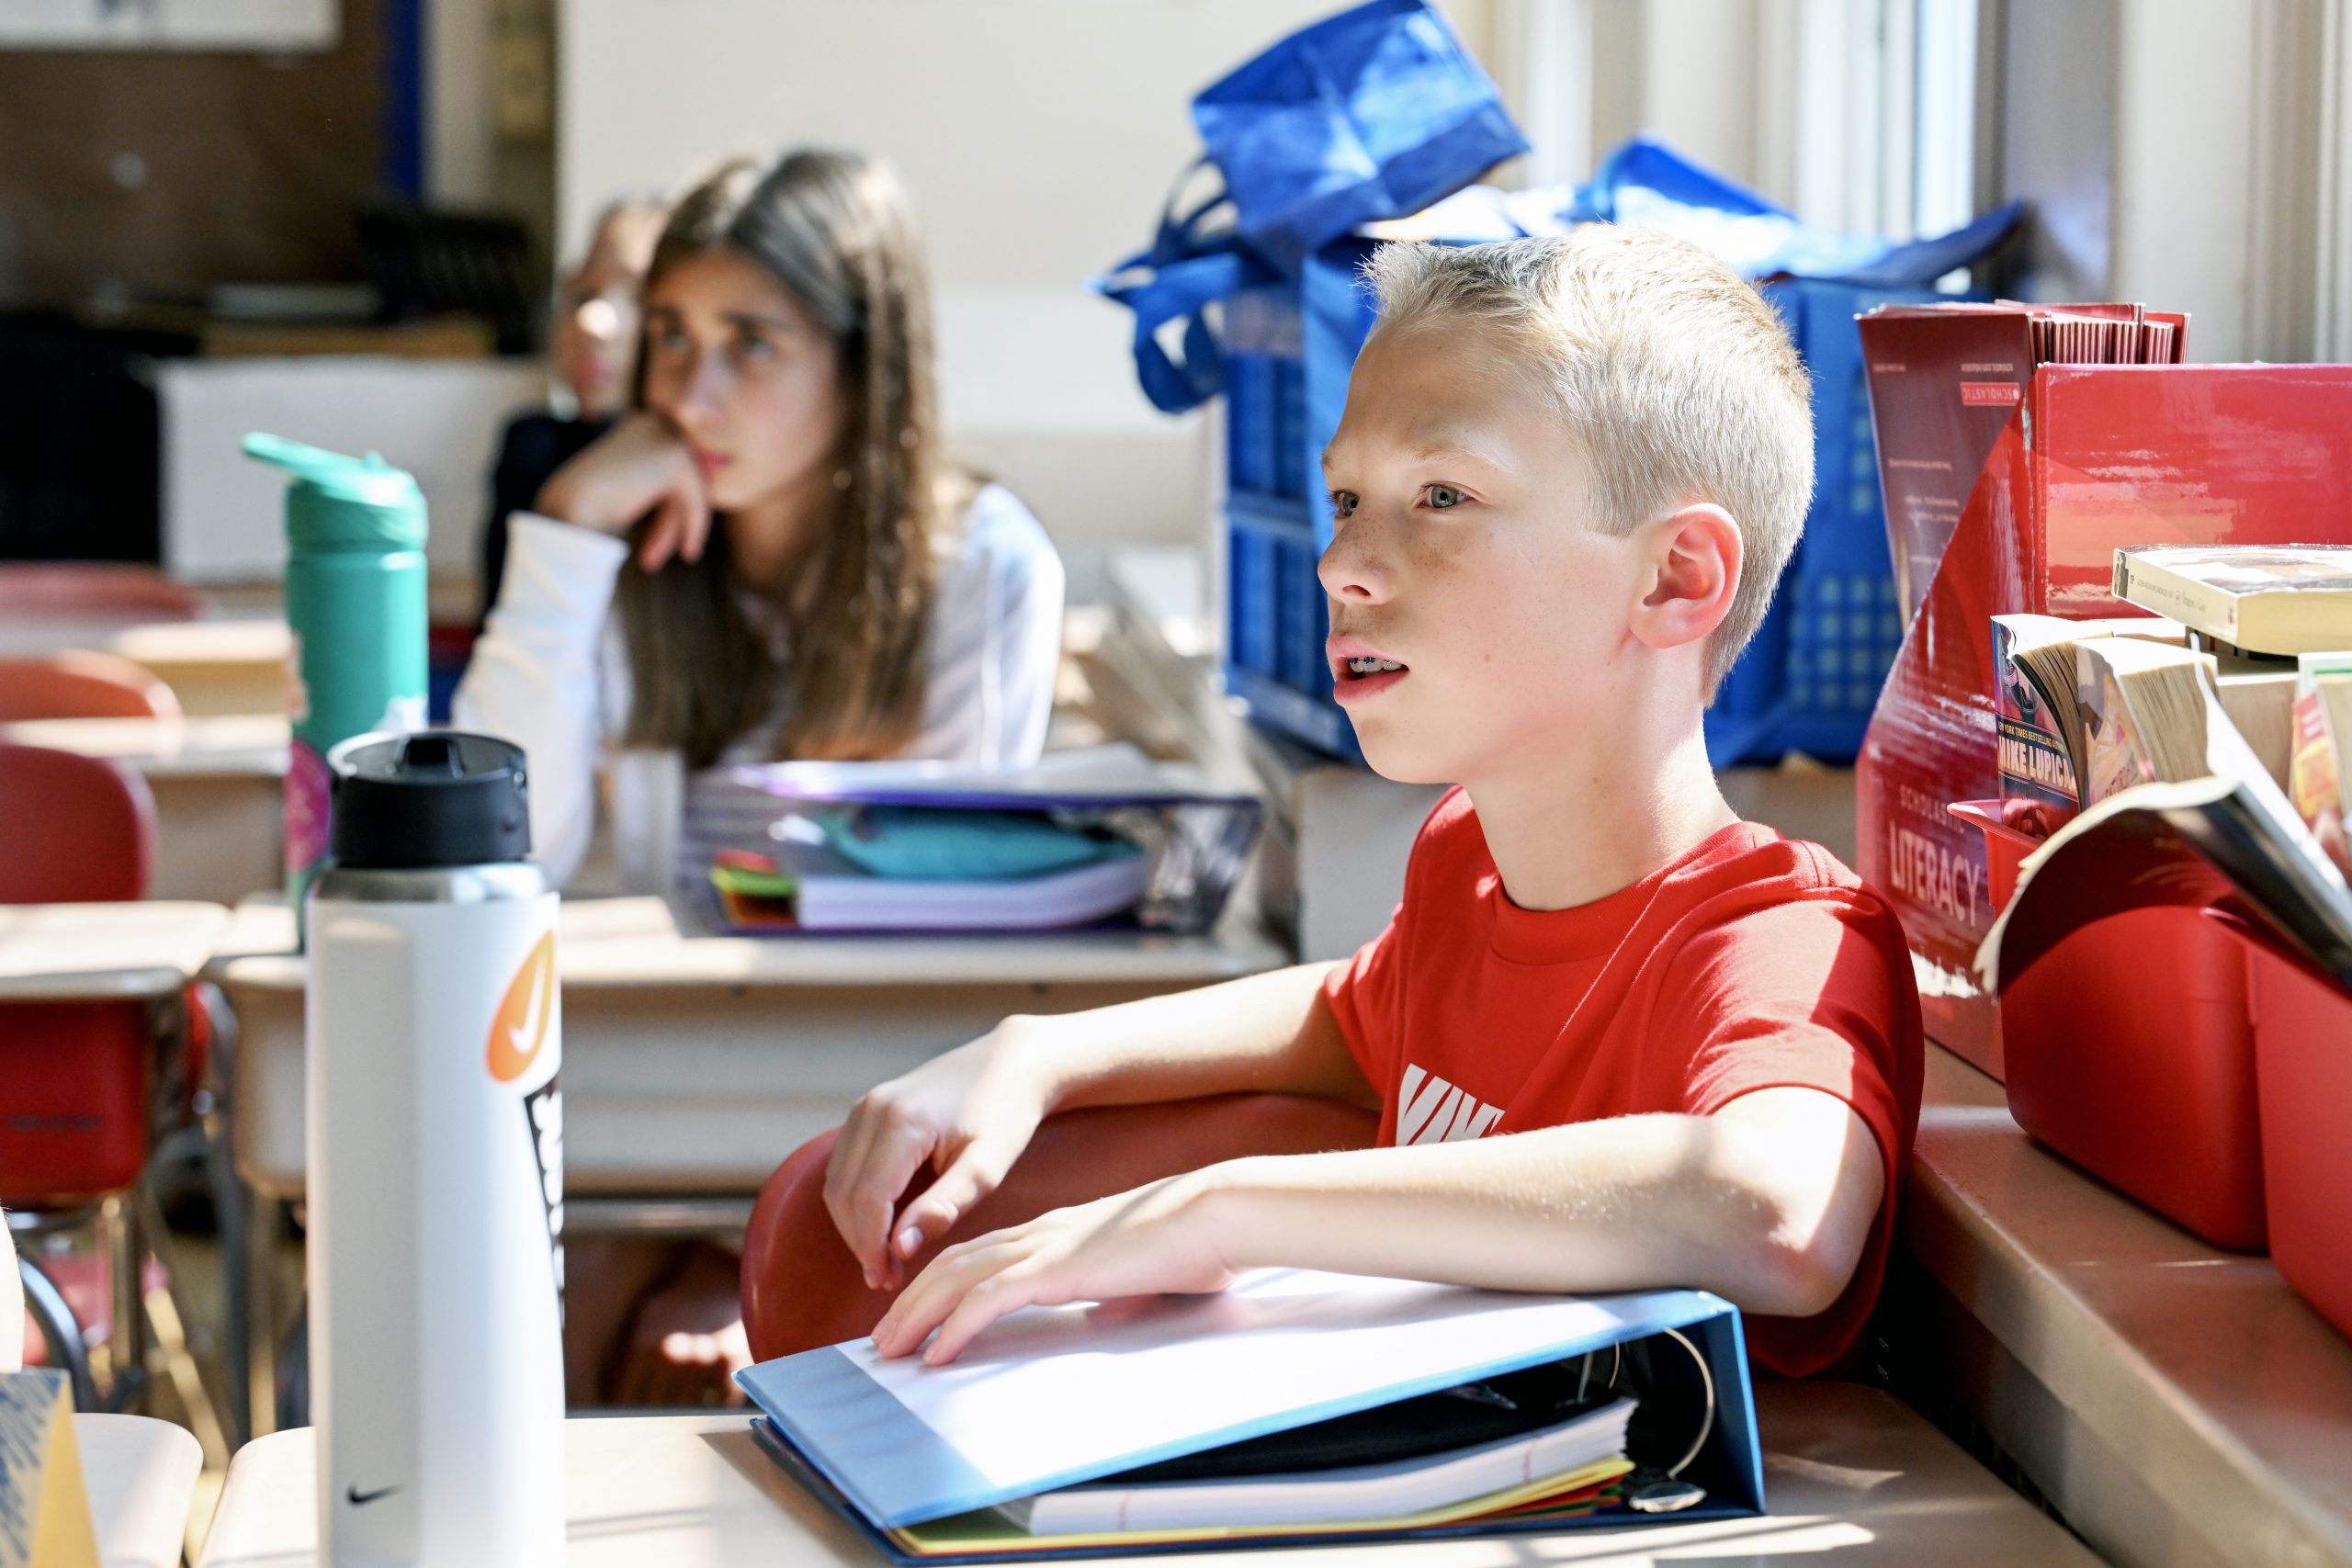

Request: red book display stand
left=1859, top=364, right=2352, bottom=1077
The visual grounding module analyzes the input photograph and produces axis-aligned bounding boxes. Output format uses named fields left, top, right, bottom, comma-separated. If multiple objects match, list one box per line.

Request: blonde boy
left=811, top=230, right=1922, bottom=1376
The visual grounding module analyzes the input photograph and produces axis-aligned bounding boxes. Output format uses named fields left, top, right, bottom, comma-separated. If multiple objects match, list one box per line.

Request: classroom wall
left=0, top=0, right=383, bottom=306
left=554, top=0, right=1501, bottom=555
left=1991, top=0, right=2328, bottom=366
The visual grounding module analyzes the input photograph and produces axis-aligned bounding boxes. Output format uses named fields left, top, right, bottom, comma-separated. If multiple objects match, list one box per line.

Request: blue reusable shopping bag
left=1091, top=0, right=1528, bottom=414
left=1090, top=169, right=1281, bottom=415
left=1193, top=0, right=1528, bottom=269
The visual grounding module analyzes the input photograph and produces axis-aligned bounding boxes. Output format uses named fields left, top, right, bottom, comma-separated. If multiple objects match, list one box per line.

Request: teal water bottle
left=244, top=434, right=430, bottom=926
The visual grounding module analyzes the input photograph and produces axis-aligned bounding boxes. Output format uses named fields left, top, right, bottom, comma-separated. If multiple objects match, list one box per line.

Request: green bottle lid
left=243, top=433, right=428, bottom=552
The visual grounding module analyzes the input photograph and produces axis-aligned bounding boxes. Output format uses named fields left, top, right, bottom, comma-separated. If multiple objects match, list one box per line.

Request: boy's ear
left=1629, top=502, right=1743, bottom=657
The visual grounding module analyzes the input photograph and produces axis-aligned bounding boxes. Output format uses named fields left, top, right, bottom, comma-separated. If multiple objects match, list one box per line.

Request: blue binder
left=736, top=1269, right=1763, bottom=1562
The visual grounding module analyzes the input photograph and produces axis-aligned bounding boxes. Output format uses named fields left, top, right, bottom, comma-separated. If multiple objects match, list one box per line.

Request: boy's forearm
left=1011, top=963, right=1374, bottom=1116
left=1192, top=1101, right=1879, bottom=1318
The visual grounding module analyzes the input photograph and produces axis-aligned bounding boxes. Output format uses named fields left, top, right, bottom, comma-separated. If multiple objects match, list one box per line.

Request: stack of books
left=1979, top=545, right=2352, bottom=995
left=691, top=746, right=1262, bottom=937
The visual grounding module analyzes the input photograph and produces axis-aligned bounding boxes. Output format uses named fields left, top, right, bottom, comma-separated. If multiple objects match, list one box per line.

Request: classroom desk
left=193, top=1382, right=2100, bottom=1566
left=209, top=892, right=1288, bottom=1200
left=209, top=892, right=1287, bottom=1438
left=1903, top=1043, right=2352, bottom=1568
left=0, top=716, right=286, bottom=906
left=106, top=619, right=293, bottom=717
left=79, top=1413, right=204, bottom=1568
left=0, top=901, right=230, bottom=1000
left=3, top=901, right=228, bottom=1427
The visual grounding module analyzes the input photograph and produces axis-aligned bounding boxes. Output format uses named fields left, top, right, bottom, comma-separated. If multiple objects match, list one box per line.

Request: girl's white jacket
left=453, top=484, right=1065, bottom=888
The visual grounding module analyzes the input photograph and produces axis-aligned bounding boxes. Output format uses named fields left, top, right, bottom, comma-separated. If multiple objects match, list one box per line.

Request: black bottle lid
left=327, top=730, right=532, bottom=870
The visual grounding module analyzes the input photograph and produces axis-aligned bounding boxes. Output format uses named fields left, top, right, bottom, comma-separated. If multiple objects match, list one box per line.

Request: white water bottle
left=307, top=731, right=563, bottom=1567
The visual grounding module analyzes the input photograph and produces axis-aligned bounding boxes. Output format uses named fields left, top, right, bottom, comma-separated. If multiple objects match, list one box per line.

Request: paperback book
left=2112, top=544, right=2352, bottom=657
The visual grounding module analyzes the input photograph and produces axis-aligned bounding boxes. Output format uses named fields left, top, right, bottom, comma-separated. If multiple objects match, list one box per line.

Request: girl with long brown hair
left=458, top=149, right=1064, bottom=888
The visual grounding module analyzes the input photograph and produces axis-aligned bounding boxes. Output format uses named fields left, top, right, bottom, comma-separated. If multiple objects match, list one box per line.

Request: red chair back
left=0, top=652, right=181, bottom=723
left=0, top=742, right=154, bottom=903
left=0, top=742, right=162, bottom=1205
left=741, top=1094, right=1380, bottom=1361
left=0, top=565, right=210, bottom=621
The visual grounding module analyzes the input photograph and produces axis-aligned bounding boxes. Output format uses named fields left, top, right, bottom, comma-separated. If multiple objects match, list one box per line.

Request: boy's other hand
left=534, top=412, right=712, bottom=572
left=824, top=1024, right=1057, bottom=1292
left=869, top=1170, right=1236, bottom=1366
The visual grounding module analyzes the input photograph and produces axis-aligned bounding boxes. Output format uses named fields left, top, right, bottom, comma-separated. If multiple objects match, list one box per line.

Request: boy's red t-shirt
left=1321, top=789, right=1924, bottom=1377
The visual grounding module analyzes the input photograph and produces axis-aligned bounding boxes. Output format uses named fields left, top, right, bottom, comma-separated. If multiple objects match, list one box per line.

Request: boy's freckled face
left=1319, top=321, right=1644, bottom=785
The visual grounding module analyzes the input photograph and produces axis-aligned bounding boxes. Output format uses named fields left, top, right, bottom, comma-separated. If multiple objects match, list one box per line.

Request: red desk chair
left=0, top=652, right=182, bottom=723
left=0, top=740, right=183, bottom=1418
left=0, top=658, right=209, bottom=1096
left=741, top=1094, right=1379, bottom=1362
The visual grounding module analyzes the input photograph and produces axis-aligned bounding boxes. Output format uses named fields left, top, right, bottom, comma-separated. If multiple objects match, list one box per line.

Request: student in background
left=457, top=148, right=1065, bottom=889
left=771, top=230, right=1924, bottom=1377
left=456, top=148, right=1062, bottom=1402
left=477, top=200, right=667, bottom=626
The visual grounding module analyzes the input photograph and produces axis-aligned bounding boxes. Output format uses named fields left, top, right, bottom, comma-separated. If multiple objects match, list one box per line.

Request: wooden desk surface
left=197, top=1382, right=2097, bottom=1567
left=1909, top=1043, right=2352, bottom=1568
left=0, top=901, right=229, bottom=1000
left=0, top=715, right=288, bottom=778
left=209, top=894, right=1289, bottom=993
left=80, top=1413, right=203, bottom=1568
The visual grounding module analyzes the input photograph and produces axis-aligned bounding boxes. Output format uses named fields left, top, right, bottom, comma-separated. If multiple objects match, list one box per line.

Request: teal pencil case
left=819, top=807, right=1139, bottom=883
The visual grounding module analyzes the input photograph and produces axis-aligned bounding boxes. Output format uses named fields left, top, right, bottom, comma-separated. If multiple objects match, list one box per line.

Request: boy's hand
left=534, top=412, right=712, bottom=572
left=869, top=1171, right=1236, bottom=1366
left=824, top=1026, right=1057, bottom=1292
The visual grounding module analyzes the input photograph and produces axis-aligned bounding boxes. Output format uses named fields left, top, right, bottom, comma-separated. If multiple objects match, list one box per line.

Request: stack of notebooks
left=689, top=746, right=1262, bottom=937
left=735, top=1269, right=1762, bottom=1562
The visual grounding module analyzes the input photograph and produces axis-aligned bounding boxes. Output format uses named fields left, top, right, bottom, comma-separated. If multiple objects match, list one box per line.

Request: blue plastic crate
left=1702, top=279, right=1951, bottom=766
left=1223, top=287, right=1309, bottom=501
left=1223, top=490, right=1363, bottom=760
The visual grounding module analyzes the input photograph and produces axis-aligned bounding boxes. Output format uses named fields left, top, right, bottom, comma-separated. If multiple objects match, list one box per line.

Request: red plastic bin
left=2249, top=943, right=2352, bottom=1338
left=1951, top=800, right=2268, bottom=1252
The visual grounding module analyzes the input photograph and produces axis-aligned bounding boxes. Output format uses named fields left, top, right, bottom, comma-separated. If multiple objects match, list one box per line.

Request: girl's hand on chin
left=536, top=412, right=713, bottom=571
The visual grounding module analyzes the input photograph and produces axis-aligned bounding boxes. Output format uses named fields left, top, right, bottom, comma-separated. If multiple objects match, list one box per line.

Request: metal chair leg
left=134, top=1189, right=231, bottom=1470
left=186, top=973, right=254, bottom=1449
left=244, top=1190, right=285, bottom=1438
left=17, top=1252, right=98, bottom=1413
left=96, top=1192, right=148, bottom=1412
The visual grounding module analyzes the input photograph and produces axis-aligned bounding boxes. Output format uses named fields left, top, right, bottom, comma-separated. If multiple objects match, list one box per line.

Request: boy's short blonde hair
left=1363, top=229, right=1815, bottom=691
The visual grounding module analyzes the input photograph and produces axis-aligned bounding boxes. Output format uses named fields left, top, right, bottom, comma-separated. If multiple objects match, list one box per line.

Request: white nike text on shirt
left=1394, top=1063, right=1507, bottom=1147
